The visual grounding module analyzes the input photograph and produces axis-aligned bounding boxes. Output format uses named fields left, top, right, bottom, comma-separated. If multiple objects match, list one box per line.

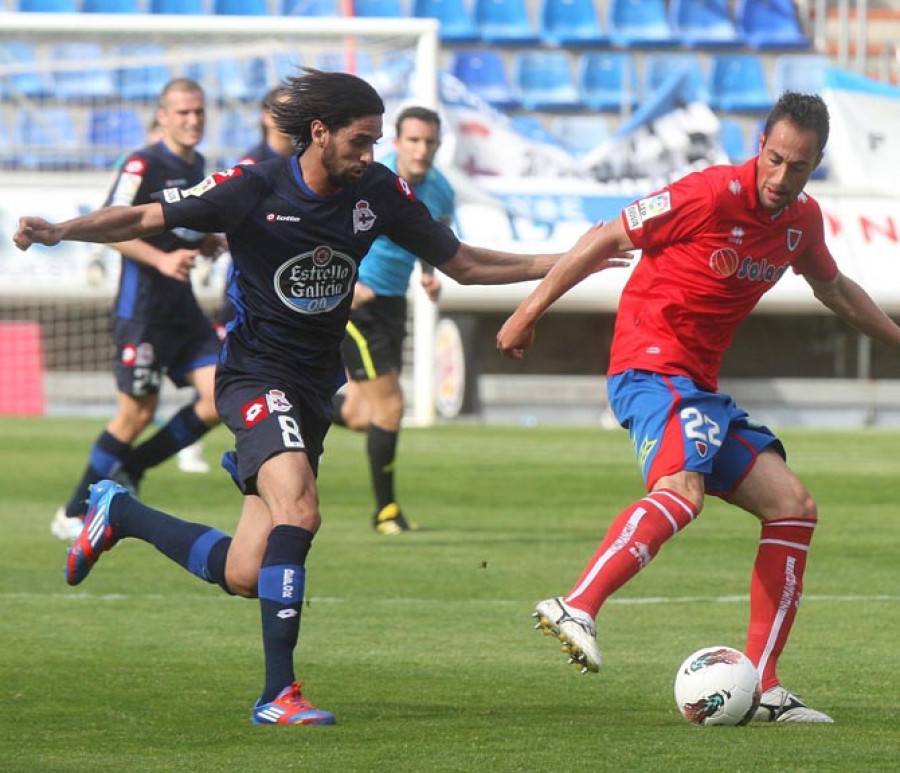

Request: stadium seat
left=84, top=0, right=141, bottom=11
left=315, top=49, right=375, bottom=76
left=280, top=0, right=340, bottom=14
left=149, top=0, right=206, bottom=13
left=87, top=106, right=147, bottom=167
left=16, top=0, right=76, bottom=10
left=578, top=51, right=639, bottom=112
left=14, top=107, right=84, bottom=170
left=606, top=0, right=677, bottom=48
left=668, top=0, right=743, bottom=48
left=474, top=0, right=541, bottom=45
left=708, top=53, right=774, bottom=112
left=450, top=49, right=519, bottom=109
left=217, top=110, right=260, bottom=167
left=0, top=42, right=54, bottom=100
left=115, top=44, right=173, bottom=102
left=773, top=54, right=828, bottom=94
left=540, top=0, right=607, bottom=47
left=51, top=43, right=117, bottom=102
left=718, top=117, right=752, bottom=162
left=513, top=50, right=583, bottom=111
left=644, top=53, right=709, bottom=102
left=352, top=0, right=405, bottom=16
left=735, top=0, right=810, bottom=49
left=550, top=114, right=611, bottom=156
left=216, top=56, right=269, bottom=102
left=413, top=0, right=480, bottom=43
left=273, top=51, right=304, bottom=80
left=214, top=0, right=270, bottom=13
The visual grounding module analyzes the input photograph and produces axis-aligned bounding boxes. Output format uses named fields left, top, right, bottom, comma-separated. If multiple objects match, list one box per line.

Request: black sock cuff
left=265, top=524, right=315, bottom=566
left=178, top=404, right=211, bottom=440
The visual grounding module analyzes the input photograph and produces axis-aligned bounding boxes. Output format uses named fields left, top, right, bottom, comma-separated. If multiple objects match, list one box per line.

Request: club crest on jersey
left=352, top=200, right=376, bottom=233
left=787, top=228, right=802, bottom=251
left=265, top=389, right=292, bottom=413
left=274, top=245, right=355, bottom=315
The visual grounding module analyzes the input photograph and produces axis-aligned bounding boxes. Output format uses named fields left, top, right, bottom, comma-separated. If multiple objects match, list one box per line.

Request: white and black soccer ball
left=674, top=645, right=762, bottom=726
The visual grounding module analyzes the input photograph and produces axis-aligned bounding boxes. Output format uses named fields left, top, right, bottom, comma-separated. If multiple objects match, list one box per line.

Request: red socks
left=744, top=518, right=816, bottom=691
left=564, top=489, right=698, bottom=617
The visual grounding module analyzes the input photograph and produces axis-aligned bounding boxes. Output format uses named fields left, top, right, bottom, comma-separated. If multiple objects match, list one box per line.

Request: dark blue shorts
left=606, top=370, right=785, bottom=496
left=112, top=316, right=220, bottom=397
left=215, top=370, right=328, bottom=495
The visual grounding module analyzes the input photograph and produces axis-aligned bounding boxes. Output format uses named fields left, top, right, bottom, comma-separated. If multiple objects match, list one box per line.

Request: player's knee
left=795, top=490, right=818, bottom=521
left=224, top=565, right=258, bottom=598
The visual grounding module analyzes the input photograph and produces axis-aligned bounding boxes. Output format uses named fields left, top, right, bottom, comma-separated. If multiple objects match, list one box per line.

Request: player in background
left=213, top=86, right=294, bottom=337
left=51, top=78, right=223, bottom=541
left=13, top=68, right=634, bottom=726
left=333, top=105, right=453, bottom=534
left=497, top=91, right=900, bottom=723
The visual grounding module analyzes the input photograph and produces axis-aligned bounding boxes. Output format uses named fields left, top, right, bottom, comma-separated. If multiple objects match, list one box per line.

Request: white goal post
left=0, top=11, right=441, bottom=425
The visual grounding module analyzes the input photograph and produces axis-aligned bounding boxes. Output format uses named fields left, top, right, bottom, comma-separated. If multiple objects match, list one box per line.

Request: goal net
left=0, top=11, right=440, bottom=422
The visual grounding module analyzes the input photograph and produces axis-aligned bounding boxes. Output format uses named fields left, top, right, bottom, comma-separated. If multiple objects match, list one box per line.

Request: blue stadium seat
left=773, top=54, right=828, bottom=94
left=216, top=56, right=269, bottom=102
left=214, top=0, right=270, bottom=13
left=668, top=0, right=742, bottom=48
left=644, top=53, right=709, bottom=102
left=87, top=106, right=147, bottom=167
left=550, top=114, right=611, bottom=155
left=14, top=108, right=84, bottom=170
left=353, top=0, right=405, bottom=16
left=217, top=110, right=260, bottom=167
left=0, top=42, right=54, bottom=100
left=17, top=0, right=76, bottom=10
left=84, top=0, right=141, bottom=11
left=540, top=0, right=607, bottom=47
left=606, top=0, right=677, bottom=48
left=718, top=118, right=752, bottom=162
left=450, top=49, right=519, bottom=109
left=578, top=51, right=639, bottom=112
left=475, top=0, right=541, bottom=45
left=315, top=50, right=375, bottom=76
left=116, top=44, right=173, bottom=102
left=273, top=51, right=304, bottom=80
left=150, top=0, right=206, bottom=13
left=513, top=50, right=583, bottom=111
left=708, top=53, right=774, bottom=112
left=52, top=43, right=117, bottom=102
left=280, top=0, right=339, bottom=14
left=735, top=0, right=810, bottom=49
left=413, top=0, right=480, bottom=43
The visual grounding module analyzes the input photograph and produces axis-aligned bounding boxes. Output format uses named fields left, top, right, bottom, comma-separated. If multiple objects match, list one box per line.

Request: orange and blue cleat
left=65, top=479, right=126, bottom=586
left=252, top=682, right=336, bottom=726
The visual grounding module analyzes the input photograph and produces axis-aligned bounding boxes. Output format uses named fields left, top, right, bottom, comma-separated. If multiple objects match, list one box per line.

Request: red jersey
left=609, top=158, right=838, bottom=391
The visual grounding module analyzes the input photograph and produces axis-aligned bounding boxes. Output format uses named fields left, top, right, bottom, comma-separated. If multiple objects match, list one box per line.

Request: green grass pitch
left=1, top=417, right=897, bottom=772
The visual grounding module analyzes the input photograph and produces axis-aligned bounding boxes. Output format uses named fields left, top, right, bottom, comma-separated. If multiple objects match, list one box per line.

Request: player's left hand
left=421, top=273, right=442, bottom=302
left=13, top=217, right=60, bottom=251
left=496, top=312, right=535, bottom=360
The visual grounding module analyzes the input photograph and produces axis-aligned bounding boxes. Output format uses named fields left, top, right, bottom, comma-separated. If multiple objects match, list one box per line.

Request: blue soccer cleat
left=252, top=682, right=336, bottom=726
left=65, top=479, right=127, bottom=586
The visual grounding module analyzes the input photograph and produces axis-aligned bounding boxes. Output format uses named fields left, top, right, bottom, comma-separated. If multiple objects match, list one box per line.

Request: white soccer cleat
left=177, top=441, right=210, bottom=474
left=50, top=506, right=84, bottom=542
left=752, top=685, right=833, bottom=723
left=532, top=597, right=601, bottom=674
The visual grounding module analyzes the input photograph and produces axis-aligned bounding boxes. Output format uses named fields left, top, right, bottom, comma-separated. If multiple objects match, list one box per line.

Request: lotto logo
left=121, top=344, right=137, bottom=367
left=242, top=397, right=269, bottom=428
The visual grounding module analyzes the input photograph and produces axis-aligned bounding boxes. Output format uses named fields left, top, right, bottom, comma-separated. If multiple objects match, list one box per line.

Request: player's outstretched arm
left=497, top=218, right=635, bottom=360
left=13, top=203, right=166, bottom=252
left=808, top=271, right=900, bottom=349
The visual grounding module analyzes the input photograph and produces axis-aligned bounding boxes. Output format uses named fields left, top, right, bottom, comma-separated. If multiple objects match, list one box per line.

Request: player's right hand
left=13, top=217, right=60, bottom=251
left=158, top=248, right=198, bottom=282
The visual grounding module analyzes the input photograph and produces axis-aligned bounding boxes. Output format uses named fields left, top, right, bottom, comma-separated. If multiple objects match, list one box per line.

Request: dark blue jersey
left=158, top=156, right=460, bottom=410
left=105, top=141, right=208, bottom=323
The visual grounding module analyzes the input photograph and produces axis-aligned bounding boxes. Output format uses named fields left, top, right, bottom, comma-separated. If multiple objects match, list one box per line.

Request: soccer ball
left=673, top=646, right=762, bottom=726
